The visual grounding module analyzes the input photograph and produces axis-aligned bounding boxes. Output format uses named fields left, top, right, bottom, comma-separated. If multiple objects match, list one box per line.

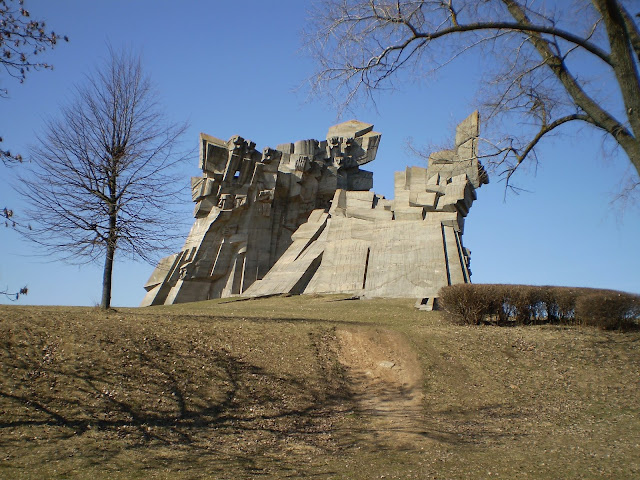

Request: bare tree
left=307, top=0, right=640, bottom=187
left=1, top=0, right=67, bottom=164
left=16, top=48, right=189, bottom=309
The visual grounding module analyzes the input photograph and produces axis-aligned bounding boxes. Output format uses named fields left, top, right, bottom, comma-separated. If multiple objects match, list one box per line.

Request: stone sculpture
left=140, top=120, right=381, bottom=306
left=141, top=112, right=487, bottom=307
left=244, top=112, right=488, bottom=308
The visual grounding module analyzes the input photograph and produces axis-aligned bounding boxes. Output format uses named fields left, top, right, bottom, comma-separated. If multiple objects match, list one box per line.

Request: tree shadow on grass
left=0, top=313, right=533, bottom=478
left=0, top=325, right=352, bottom=478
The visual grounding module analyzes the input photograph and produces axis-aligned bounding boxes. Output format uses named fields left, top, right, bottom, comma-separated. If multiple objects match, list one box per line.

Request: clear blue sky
left=1, top=0, right=638, bottom=307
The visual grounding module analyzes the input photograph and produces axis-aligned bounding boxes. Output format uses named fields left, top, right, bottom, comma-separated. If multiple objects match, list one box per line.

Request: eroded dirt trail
left=336, top=327, right=426, bottom=447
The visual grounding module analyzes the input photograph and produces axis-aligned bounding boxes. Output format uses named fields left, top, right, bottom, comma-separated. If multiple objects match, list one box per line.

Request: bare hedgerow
left=438, top=284, right=638, bottom=329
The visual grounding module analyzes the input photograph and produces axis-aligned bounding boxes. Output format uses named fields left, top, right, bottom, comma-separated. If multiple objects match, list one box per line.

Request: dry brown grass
left=1, top=295, right=639, bottom=479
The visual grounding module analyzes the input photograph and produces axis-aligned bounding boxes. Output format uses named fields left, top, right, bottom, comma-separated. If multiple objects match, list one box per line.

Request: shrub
left=511, top=286, right=537, bottom=325
left=439, top=284, right=491, bottom=325
left=552, top=287, right=579, bottom=324
left=575, top=292, right=640, bottom=330
left=483, top=284, right=508, bottom=325
left=438, top=284, right=639, bottom=329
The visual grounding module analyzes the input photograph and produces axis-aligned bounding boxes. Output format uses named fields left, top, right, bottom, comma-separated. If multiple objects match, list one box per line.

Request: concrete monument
left=244, top=112, right=488, bottom=308
left=141, top=112, right=487, bottom=307
left=141, top=120, right=380, bottom=306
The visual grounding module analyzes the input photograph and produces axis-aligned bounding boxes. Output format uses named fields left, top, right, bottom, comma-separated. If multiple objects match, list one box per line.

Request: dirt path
left=336, top=327, right=426, bottom=447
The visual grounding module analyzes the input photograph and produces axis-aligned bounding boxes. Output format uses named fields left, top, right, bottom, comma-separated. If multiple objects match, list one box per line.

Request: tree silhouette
left=16, top=48, right=189, bottom=309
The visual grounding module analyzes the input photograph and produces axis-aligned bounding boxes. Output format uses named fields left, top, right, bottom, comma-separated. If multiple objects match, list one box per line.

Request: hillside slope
left=1, top=295, right=639, bottom=479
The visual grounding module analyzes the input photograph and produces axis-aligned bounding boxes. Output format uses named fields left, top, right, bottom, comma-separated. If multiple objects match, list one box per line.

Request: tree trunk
left=100, top=239, right=115, bottom=309
left=593, top=0, right=640, bottom=178
left=100, top=204, right=117, bottom=309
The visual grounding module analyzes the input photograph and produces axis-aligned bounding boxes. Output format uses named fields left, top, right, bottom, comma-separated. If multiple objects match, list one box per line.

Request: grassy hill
left=1, top=295, right=639, bottom=479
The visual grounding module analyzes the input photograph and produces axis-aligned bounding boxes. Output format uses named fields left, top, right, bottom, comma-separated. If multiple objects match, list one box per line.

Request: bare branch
left=1, top=0, right=68, bottom=166
left=516, top=114, right=593, bottom=164
left=306, top=0, right=640, bottom=190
